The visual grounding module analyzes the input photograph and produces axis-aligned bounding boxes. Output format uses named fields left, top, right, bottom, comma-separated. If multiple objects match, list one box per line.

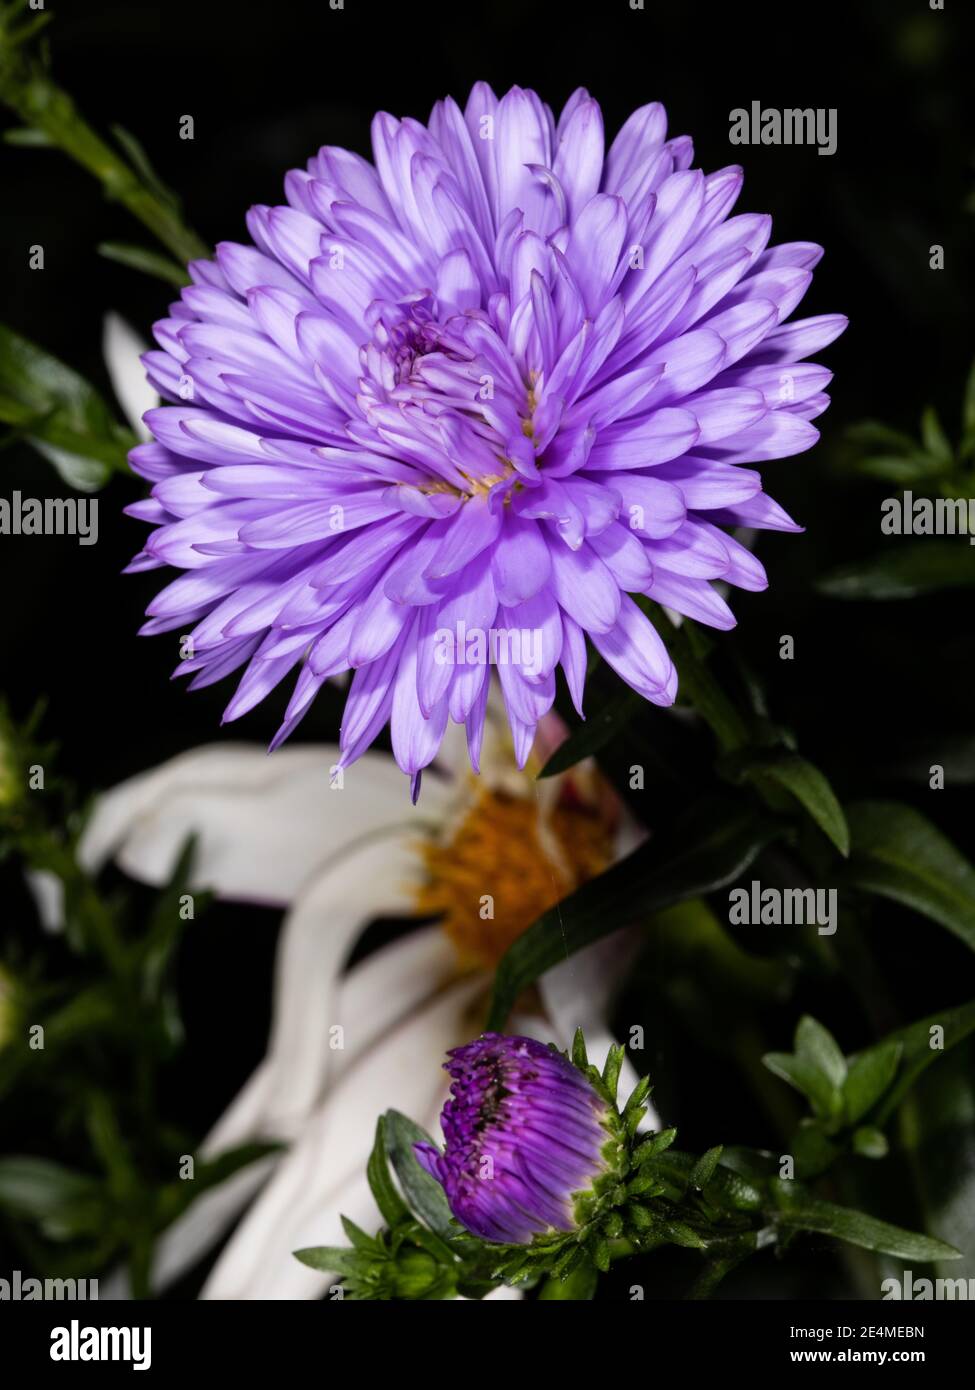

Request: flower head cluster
left=129, top=84, right=846, bottom=793
left=415, top=1032, right=613, bottom=1243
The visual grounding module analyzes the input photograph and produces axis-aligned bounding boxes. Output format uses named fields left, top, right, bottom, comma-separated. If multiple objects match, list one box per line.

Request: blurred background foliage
left=0, top=0, right=973, bottom=1298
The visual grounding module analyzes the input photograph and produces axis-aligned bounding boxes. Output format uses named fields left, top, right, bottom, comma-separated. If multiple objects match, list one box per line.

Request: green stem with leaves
left=0, top=2, right=206, bottom=269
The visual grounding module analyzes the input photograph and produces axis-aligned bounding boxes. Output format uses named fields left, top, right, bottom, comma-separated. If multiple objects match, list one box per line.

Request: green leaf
left=538, top=1259, right=598, bottom=1300
left=192, top=1142, right=282, bottom=1195
left=341, top=1215, right=379, bottom=1253
left=3, top=126, right=53, bottom=146
left=920, top=405, right=953, bottom=464
left=796, top=1016, right=847, bottom=1090
left=601, top=1044, right=624, bottom=1101
left=0, top=323, right=134, bottom=488
left=844, top=420, right=919, bottom=454
left=873, top=999, right=975, bottom=1124
left=763, top=1019, right=848, bottom=1124
left=109, top=124, right=182, bottom=213
left=792, top=1122, right=841, bottom=1177
left=735, top=752, right=850, bottom=856
left=763, top=1052, right=841, bottom=1121
left=852, top=1126, right=888, bottom=1158
left=689, top=1146, right=724, bottom=1190
left=818, top=543, right=975, bottom=601
left=293, top=1246, right=363, bottom=1277
left=844, top=801, right=975, bottom=954
left=649, top=609, right=751, bottom=753
left=843, top=1040, right=902, bottom=1125
left=383, top=1110, right=455, bottom=1242
left=773, top=1186, right=961, bottom=1262
left=635, top=1129, right=677, bottom=1165
left=0, top=1157, right=105, bottom=1238
left=538, top=688, right=642, bottom=777
left=850, top=453, right=945, bottom=484
left=486, top=801, right=778, bottom=1029
left=366, top=1116, right=411, bottom=1229
left=98, top=241, right=189, bottom=287
left=138, top=834, right=205, bottom=1006
left=0, top=1156, right=99, bottom=1217
left=910, top=1042, right=975, bottom=1281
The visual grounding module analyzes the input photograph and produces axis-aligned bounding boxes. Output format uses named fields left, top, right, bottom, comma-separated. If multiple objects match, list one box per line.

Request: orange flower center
left=415, top=787, right=613, bottom=969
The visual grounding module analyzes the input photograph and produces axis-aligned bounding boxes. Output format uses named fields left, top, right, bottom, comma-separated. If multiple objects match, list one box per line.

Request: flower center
left=415, top=785, right=613, bottom=969
left=357, top=300, right=537, bottom=503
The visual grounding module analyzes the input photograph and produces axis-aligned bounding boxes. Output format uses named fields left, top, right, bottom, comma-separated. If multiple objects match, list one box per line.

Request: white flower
left=80, top=709, right=650, bottom=1300
left=102, top=313, right=158, bottom=440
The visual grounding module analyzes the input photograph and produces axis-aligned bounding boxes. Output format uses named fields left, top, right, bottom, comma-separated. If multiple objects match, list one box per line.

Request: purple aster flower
left=414, top=1032, right=613, bottom=1244
left=127, top=84, right=846, bottom=794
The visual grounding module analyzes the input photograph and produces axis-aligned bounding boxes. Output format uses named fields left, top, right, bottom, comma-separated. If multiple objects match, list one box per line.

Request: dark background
left=1, top=0, right=973, bottom=1298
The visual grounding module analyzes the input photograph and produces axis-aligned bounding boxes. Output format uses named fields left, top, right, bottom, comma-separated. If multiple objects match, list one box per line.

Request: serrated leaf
left=844, top=801, right=975, bottom=954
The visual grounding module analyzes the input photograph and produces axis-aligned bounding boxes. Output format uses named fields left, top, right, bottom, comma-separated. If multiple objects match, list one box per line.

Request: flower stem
left=0, top=7, right=207, bottom=267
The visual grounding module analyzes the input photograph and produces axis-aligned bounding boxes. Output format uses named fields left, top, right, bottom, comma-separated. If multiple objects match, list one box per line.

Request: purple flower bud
left=415, top=1033, right=613, bottom=1244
